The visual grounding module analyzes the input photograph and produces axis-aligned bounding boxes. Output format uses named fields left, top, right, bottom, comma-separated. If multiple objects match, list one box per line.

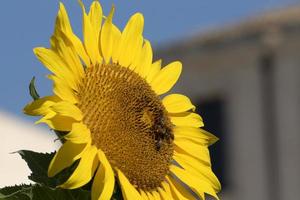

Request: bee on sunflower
left=24, top=1, right=221, bottom=199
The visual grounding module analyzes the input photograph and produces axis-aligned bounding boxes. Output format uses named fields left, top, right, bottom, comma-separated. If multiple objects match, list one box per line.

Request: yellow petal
left=139, top=190, right=149, bottom=200
left=158, top=187, right=172, bottom=200
left=146, top=59, right=162, bottom=83
left=64, top=123, right=91, bottom=144
left=170, top=112, right=204, bottom=128
left=117, top=13, right=144, bottom=67
left=88, top=1, right=102, bottom=42
left=60, top=145, right=98, bottom=189
left=111, top=24, right=122, bottom=63
left=174, top=151, right=210, bottom=168
left=174, top=153, right=221, bottom=192
left=33, top=47, right=66, bottom=76
left=151, top=61, right=182, bottom=95
left=174, top=127, right=218, bottom=146
left=50, top=33, right=84, bottom=82
left=161, top=181, right=172, bottom=196
left=100, top=6, right=115, bottom=63
left=175, top=133, right=215, bottom=147
left=129, top=36, right=143, bottom=71
left=39, top=111, right=56, bottom=120
left=174, top=140, right=211, bottom=166
left=170, top=165, right=219, bottom=200
left=33, top=47, right=78, bottom=90
left=48, top=75, right=78, bottom=104
left=146, top=192, right=155, bottom=200
left=79, top=0, right=101, bottom=65
left=151, top=191, right=161, bottom=200
left=92, top=150, right=115, bottom=200
left=55, top=3, right=72, bottom=35
left=173, top=151, right=217, bottom=190
left=200, top=129, right=219, bottom=146
left=163, top=94, right=195, bottom=113
left=48, top=141, right=88, bottom=177
left=23, top=96, right=60, bottom=116
left=55, top=3, right=90, bottom=66
left=37, top=114, right=77, bottom=131
left=135, top=40, right=153, bottom=78
left=51, top=101, right=83, bottom=121
left=117, top=170, right=143, bottom=200
left=165, top=177, right=194, bottom=200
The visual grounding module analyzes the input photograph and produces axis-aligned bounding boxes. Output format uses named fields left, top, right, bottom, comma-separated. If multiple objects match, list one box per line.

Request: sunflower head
left=24, top=1, right=221, bottom=199
left=78, top=62, right=174, bottom=190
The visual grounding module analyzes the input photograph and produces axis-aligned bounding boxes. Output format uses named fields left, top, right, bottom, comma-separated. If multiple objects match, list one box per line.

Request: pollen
left=77, top=64, right=174, bottom=190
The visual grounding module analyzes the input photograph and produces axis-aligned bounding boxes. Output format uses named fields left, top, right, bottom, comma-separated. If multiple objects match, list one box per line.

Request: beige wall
left=0, top=112, right=59, bottom=187
left=274, top=34, right=300, bottom=200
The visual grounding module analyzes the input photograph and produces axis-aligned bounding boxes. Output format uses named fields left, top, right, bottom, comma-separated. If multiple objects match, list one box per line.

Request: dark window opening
left=197, top=98, right=228, bottom=189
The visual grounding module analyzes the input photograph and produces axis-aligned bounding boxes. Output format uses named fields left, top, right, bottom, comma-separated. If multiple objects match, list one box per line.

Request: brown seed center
left=77, top=63, right=174, bottom=190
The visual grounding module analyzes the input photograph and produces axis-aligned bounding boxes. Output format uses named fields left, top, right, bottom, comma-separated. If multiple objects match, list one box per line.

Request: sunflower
left=24, top=1, right=221, bottom=199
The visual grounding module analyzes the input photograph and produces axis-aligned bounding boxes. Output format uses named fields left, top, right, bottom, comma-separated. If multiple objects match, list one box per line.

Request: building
left=157, top=6, right=300, bottom=200
left=0, top=112, right=59, bottom=187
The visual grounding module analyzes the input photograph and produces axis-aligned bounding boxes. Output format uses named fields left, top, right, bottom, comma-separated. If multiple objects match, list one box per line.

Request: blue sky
left=0, top=0, right=297, bottom=120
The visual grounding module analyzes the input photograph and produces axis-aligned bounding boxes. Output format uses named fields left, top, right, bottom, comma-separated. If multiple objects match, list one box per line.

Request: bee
left=153, top=113, right=174, bottom=151
left=155, top=139, right=163, bottom=151
left=141, top=105, right=174, bottom=152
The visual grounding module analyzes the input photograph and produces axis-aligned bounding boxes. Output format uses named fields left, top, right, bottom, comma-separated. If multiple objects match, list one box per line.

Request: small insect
left=141, top=105, right=174, bottom=151
left=155, top=139, right=163, bottom=151
left=153, top=112, right=174, bottom=151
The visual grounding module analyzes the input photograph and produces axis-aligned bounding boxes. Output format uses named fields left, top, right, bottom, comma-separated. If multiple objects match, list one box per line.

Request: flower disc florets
left=77, top=63, right=174, bottom=190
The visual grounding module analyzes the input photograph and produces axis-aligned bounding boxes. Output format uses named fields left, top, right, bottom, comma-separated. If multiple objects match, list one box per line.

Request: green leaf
left=0, top=184, right=33, bottom=200
left=31, top=185, right=90, bottom=200
left=0, top=184, right=90, bottom=200
left=18, top=150, right=56, bottom=187
left=15, top=150, right=124, bottom=199
left=29, top=77, right=40, bottom=100
left=17, top=150, right=78, bottom=188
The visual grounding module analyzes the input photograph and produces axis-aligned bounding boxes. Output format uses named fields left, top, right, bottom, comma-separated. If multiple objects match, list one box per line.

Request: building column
left=226, top=64, right=270, bottom=200
left=274, top=50, right=300, bottom=200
